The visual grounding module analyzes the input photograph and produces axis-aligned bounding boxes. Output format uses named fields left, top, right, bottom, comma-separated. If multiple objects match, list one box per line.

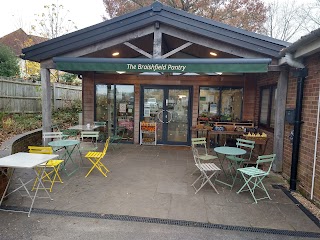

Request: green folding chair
left=236, top=154, right=276, bottom=203
left=110, top=126, right=125, bottom=150
left=94, top=121, right=107, bottom=141
left=226, top=138, right=255, bottom=187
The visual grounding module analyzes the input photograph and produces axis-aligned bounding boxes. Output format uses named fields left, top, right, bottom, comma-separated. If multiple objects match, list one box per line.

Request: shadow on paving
left=2, top=144, right=320, bottom=238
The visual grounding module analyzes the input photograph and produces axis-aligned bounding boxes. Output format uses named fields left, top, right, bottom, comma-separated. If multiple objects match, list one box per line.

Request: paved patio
left=2, top=144, right=320, bottom=237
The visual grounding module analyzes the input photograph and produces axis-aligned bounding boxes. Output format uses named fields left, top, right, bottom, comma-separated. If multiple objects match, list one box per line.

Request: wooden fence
left=0, top=78, right=82, bottom=113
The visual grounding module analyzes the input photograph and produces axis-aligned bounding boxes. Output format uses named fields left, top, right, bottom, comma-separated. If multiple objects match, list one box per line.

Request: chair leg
left=237, top=173, right=271, bottom=203
left=85, top=157, right=110, bottom=178
left=192, top=171, right=219, bottom=194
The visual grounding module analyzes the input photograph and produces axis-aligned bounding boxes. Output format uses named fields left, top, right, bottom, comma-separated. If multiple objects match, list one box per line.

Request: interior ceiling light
left=112, top=52, right=120, bottom=56
left=210, top=52, right=217, bottom=56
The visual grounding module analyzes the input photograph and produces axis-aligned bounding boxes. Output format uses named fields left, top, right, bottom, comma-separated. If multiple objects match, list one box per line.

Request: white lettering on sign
left=126, top=64, right=186, bottom=72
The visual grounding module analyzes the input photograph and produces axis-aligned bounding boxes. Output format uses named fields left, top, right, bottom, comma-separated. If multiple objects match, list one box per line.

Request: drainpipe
left=311, top=87, right=320, bottom=199
left=290, top=68, right=308, bottom=190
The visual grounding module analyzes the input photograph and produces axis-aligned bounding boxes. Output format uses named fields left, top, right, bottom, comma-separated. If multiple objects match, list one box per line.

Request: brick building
left=21, top=2, right=319, bottom=204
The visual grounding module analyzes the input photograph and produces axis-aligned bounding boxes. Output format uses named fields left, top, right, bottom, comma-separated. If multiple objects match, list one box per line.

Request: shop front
left=22, top=2, right=289, bottom=149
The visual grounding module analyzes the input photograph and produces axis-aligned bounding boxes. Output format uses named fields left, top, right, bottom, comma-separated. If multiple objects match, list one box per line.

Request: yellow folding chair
left=84, top=137, right=110, bottom=178
left=28, top=146, right=64, bottom=192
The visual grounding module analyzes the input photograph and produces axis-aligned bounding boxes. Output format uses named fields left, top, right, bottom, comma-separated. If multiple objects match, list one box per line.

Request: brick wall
left=283, top=54, right=320, bottom=204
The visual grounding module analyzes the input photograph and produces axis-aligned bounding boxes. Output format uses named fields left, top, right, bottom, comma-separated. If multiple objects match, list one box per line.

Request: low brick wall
left=0, top=128, right=42, bottom=196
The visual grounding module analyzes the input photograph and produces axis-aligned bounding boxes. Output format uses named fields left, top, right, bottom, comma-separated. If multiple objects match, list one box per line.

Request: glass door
left=142, top=86, right=191, bottom=145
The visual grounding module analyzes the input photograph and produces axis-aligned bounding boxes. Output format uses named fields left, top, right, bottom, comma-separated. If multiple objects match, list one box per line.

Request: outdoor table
left=0, top=152, right=58, bottom=217
left=48, top=139, right=81, bottom=176
left=214, top=146, right=246, bottom=188
left=68, top=125, right=100, bottom=131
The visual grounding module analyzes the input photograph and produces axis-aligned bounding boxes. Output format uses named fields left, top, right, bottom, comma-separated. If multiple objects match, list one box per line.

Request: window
left=259, top=85, right=277, bottom=129
left=199, top=87, right=243, bottom=121
left=95, top=84, right=134, bottom=142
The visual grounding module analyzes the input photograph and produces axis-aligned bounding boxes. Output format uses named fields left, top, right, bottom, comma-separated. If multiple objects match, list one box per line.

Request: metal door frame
left=140, top=85, right=192, bottom=145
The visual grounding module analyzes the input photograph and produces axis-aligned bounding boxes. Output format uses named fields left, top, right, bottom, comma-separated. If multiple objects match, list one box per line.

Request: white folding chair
left=79, top=131, right=99, bottom=165
left=42, top=132, right=63, bottom=145
left=191, top=147, right=220, bottom=194
left=191, top=137, right=218, bottom=174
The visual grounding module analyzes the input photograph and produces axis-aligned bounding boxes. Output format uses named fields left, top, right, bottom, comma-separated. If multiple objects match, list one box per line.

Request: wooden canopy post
left=40, top=68, right=52, bottom=142
left=273, top=67, right=289, bottom=172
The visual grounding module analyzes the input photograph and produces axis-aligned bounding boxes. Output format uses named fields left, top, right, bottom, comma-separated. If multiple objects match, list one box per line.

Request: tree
left=31, top=1, right=77, bottom=39
left=263, top=0, right=312, bottom=42
left=102, top=0, right=267, bottom=32
left=0, top=44, right=20, bottom=77
left=30, top=1, right=78, bottom=83
left=23, top=38, right=41, bottom=80
left=302, top=0, right=320, bottom=32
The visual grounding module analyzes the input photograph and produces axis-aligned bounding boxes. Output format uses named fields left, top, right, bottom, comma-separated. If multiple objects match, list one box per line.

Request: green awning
left=53, top=57, right=272, bottom=73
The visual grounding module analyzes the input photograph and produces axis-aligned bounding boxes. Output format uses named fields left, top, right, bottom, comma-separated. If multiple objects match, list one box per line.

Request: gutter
left=279, top=52, right=307, bottom=191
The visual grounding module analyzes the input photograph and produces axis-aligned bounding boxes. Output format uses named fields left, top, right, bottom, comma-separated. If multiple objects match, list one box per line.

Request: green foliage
left=0, top=101, right=82, bottom=144
left=60, top=72, right=78, bottom=83
left=0, top=44, right=20, bottom=77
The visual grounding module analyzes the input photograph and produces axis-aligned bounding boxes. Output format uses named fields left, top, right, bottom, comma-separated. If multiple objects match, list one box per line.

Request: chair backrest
left=236, top=138, right=255, bottom=160
left=256, top=154, right=276, bottom=173
left=102, top=137, right=111, bottom=155
left=62, top=129, right=79, bottom=140
left=80, top=131, right=99, bottom=146
left=94, top=121, right=106, bottom=127
left=191, top=146, right=200, bottom=165
left=51, top=124, right=60, bottom=132
left=28, top=146, right=53, bottom=154
left=43, top=132, right=63, bottom=145
left=191, top=137, right=209, bottom=155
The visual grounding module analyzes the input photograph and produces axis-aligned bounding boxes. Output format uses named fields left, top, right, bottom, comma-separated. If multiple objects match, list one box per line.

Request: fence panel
left=0, top=78, right=82, bottom=113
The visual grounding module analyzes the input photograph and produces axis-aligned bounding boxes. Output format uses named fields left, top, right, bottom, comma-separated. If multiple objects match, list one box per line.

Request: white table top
left=0, top=152, right=59, bottom=169
left=68, top=125, right=100, bottom=131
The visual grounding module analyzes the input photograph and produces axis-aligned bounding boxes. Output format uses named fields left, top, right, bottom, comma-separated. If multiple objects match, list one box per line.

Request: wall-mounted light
left=116, top=71, right=126, bottom=74
left=112, top=52, right=120, bottom=56
left=210, top=52, right=217, bottom=56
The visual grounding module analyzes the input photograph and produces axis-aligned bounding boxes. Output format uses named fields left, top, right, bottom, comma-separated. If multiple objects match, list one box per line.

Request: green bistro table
left=48, top=140, right=81, bottom=176
left=214, top=146, right=246, bottom=188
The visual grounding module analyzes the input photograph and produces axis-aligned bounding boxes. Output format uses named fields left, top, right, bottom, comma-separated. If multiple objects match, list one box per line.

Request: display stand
left=140, top=122, right=157, bottom=145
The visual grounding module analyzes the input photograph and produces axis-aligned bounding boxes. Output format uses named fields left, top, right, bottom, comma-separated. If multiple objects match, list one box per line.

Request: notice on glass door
left=119, top=103, right=127, bottom=113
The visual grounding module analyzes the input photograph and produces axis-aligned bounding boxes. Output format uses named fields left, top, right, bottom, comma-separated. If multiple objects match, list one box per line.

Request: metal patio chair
left=79, top=131, right=99, bottom=164
left=191, top=137, right=218, bottom=174
left=94, top=121, right=107, bottom=141
left=84, top=137, right=110, bottom=177
left=28, top=146, right=64, bottom=192
left=226, top=138, right=255, bottom=187
left=237, top=154, right=276, bottom=203
left=191, top=147, right=220, bottom=194
left=110, top=126, right=125, bottom=150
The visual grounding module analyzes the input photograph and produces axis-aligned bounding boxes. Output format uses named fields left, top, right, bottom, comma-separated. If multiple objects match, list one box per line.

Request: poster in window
left=202, top=103, right=209, bottom=112
left=119, top=103, right=126, bottom=113
left=144, top=108, right=150, bottom=117
left=210, top=103, right=217, bottom=114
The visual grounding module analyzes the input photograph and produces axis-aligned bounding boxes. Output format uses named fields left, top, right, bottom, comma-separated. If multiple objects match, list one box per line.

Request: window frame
left=198, top=86, right=243, bottom=121
left=258, top=84, right=277, bottom=131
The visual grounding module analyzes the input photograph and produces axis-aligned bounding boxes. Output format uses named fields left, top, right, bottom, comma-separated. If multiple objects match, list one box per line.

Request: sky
left=0, top=0, right=313, bottom=39
left=0, top=0, right=106, bottom=37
